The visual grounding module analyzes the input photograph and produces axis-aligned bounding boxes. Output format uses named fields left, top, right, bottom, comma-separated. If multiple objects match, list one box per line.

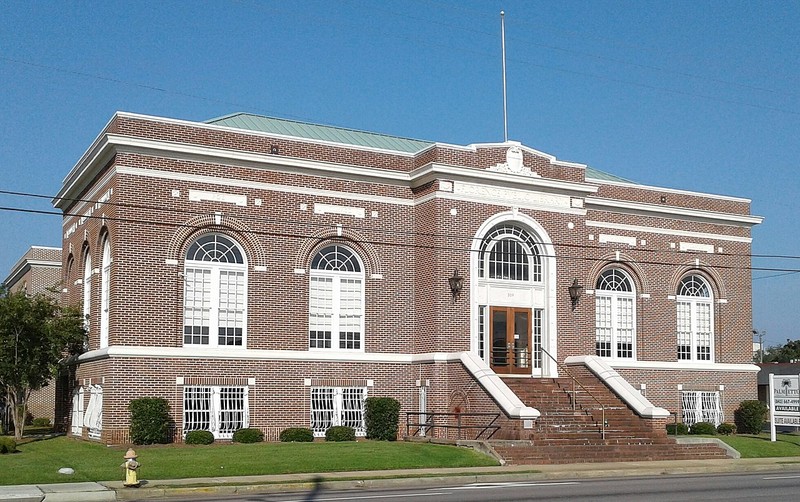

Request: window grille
left=310, top=387, right=367, bottom=437
left=478, top=223, right=541, bottom=282
left=71, top=387, right=84, bottom=436
left=183, top=234, right=247, bottom=348
left=309, top=245, right=364, bottom=351
left=183, top=386, right=249, bottom=439
left=594, top=269, right=635, bottom=359
left=676, top=275, right=713, bottom=362
left=681, top=391, right=723, bottom=426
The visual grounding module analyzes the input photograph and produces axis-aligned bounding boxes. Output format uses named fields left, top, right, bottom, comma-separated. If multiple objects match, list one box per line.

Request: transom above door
left=490, top=307, right=540, bottom=375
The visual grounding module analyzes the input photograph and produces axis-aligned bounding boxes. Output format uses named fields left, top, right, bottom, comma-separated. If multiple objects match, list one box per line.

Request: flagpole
left=501, top=10, right=508, bottom=143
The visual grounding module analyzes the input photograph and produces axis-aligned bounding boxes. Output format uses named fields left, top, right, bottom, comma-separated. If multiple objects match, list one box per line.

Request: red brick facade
left=55, top=112, right=761, bottom=444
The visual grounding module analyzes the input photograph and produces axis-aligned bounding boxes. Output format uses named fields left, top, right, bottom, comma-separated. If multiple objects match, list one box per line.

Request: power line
left=1, top=201, right=799, bottom=275
left=3, top=187, right=799, bottom=262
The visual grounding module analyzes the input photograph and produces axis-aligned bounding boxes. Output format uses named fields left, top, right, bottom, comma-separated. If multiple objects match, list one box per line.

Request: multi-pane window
left=594, top=269, right=636, bottom=359
left=183, top=386, right=249, bottom=439
left=100, top=238, right=111, bottom=348
left=82, top=250, right=91, bottom=332
left=479, top=223, right=541, bottom=282
left=183, top=234, right=247, bottom=348
left=310, top=386, right=366, bottom=437
left=308, top=245, right=364, bottom=350
left=681, top=391, right=723, bottom=426
left=676, top=275, right=713, bottom=362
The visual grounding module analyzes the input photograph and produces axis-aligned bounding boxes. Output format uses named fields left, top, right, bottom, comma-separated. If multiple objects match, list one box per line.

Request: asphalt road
left=159, top=471, right=800, bottom=502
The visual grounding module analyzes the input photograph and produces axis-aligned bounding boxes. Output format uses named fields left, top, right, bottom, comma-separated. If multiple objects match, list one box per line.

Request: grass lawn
left=715, top=432, right=800, bottom=458
left=0, top=436, right=498, bottom=486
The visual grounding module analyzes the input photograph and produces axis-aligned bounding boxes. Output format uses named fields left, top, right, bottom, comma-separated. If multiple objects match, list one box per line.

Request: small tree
left=0, top=289, right=85, bottom=440
left=129, top=397, right=172, bottom=444
left=734, top=400, right=768, bottom=434
left=364, top=397, right=400, bottom=440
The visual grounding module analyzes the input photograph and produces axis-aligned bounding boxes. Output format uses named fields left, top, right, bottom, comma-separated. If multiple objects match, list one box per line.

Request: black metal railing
left=540, top=347, right=606, bottom=439
left=406, top=412, right=501, bottom=440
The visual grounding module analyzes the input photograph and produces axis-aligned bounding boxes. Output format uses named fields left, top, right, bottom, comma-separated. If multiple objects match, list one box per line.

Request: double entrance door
left=490, top=306, right=540, bottom=375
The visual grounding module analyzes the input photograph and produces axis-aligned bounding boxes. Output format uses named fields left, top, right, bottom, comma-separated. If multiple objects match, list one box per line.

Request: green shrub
left=734, top=400, right=768, bottom=434
left=31, top=417, right=51, bottom=427
left=279, top=427, right=314, bottom=442
left=666, top=422, right=689, bottom=435
left=232, top=428, right=264, bottom=443
left=690, top=421, right=716, bottom=435
left=717, top=422, right=736, bottom=435
left=128, top=397, right=172, bottom=445
left=0, top=437, right=17, bottom=454
left=184, top=430, right=215, bottom=445
left=364, top=396, right=400, bottom=441
left=325, top=426, right=356, bottom=442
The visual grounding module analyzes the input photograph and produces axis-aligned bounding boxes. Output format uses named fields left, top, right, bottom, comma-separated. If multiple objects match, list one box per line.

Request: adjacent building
left=55, top=112, right=762, bottom=443
left=3, top=246, right=63, bottom=428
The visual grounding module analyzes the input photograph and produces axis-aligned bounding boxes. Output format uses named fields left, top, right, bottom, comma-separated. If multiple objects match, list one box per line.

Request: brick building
left=3, top=246, right=62, bottom=428
left=55, top=112, right=761, bottom=445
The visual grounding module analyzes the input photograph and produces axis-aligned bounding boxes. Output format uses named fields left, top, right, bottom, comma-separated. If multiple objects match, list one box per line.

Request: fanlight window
left=594, top=269, right=635, bottom=359
left=186, top=234, right=244, bottom=264
left=676, top=275, right=713, bottom=362
left=309, top=245, right=364, bottom=351
left=479, top=223, right=541, bottom=282
left=183, top=234, right=247, bottom=348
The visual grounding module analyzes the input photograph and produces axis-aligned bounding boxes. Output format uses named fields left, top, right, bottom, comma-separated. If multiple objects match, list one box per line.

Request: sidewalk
left=3, top=457, right=800, bottom=502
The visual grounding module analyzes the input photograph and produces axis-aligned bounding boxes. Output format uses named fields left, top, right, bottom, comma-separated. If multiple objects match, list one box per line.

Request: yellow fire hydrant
left=121, top=448, right=140, bottom=487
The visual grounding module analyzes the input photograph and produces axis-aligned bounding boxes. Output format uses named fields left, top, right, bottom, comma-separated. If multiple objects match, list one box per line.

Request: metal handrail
left=539, top=347, right=606, bottom=440
left=405, top=412, right=501, bottom=440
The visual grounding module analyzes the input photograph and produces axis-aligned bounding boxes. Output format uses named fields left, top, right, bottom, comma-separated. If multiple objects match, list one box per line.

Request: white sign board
left=769, top=373, right=800, bottom=441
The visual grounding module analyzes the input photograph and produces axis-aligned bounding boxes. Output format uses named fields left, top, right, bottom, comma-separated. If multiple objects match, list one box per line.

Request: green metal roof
left=206, top=113, right=433, bottom=154
left=206, top=112, right=634, bottom=184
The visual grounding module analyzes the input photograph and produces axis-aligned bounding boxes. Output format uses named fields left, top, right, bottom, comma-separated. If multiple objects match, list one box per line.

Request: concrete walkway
left=2, top=457, right=800, bottom=501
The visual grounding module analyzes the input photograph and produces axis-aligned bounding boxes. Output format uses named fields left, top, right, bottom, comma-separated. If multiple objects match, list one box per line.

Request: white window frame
left=82, top=251, right=91, bottom=332
left=71, top=386, right=84, bottom=436
left=308, top=245, right=365, bottom=352
left=183, top=385, right=250, bottom=440
left=594, top=269, right=636, bottom=360
left=478, top=223, right=541, bottom=283
left=681, top=390, right=723, bottom=426
left=676, top=275, right=714, bottom=362
left=183, top=234, right=248, bottom=349
left=83, top=384, right=103, bottom=440
left=100, top=237, right=111, bottom=348
left=310, top=386, right=367, bottom=437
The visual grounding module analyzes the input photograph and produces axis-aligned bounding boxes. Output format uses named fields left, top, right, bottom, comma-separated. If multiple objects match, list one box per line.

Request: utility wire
left=1, top=202, right=799, bottom=275
left=2, top=188, right=798, bottom=262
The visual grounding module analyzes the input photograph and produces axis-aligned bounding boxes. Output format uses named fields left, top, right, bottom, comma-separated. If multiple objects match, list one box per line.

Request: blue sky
left=1, top=1, right=798, bottom=349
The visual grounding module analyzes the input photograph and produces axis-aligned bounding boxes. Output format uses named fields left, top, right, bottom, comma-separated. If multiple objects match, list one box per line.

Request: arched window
left=183, top=234, right=247, bottom=348
left=594, top=269, right=636, bottom=359
left=677, top=275, right=713, bottom=361
left=100, top=237, right=111, bottom=348
left=479, top=223, right=541, bottom=282
left=82, top=248, right=92, bottom=332
left=309, top=244, right=364, bottom=351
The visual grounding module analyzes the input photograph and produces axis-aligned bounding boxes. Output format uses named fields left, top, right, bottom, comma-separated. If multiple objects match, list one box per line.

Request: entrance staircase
left=491, top=365, right=729, bottom=464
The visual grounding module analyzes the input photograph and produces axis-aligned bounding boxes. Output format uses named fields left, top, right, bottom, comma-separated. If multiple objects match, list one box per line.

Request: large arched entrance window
left=308, top=244, right=365, bottom=351
left=183, top=234, right=247, bottom=348
left=474, top=219, right=552, bottom=376
left=676, top=275, right=714, bottom=361
left=594, top=269, right=636, bottom=359
left=100, top=236, right=111, bottom=349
